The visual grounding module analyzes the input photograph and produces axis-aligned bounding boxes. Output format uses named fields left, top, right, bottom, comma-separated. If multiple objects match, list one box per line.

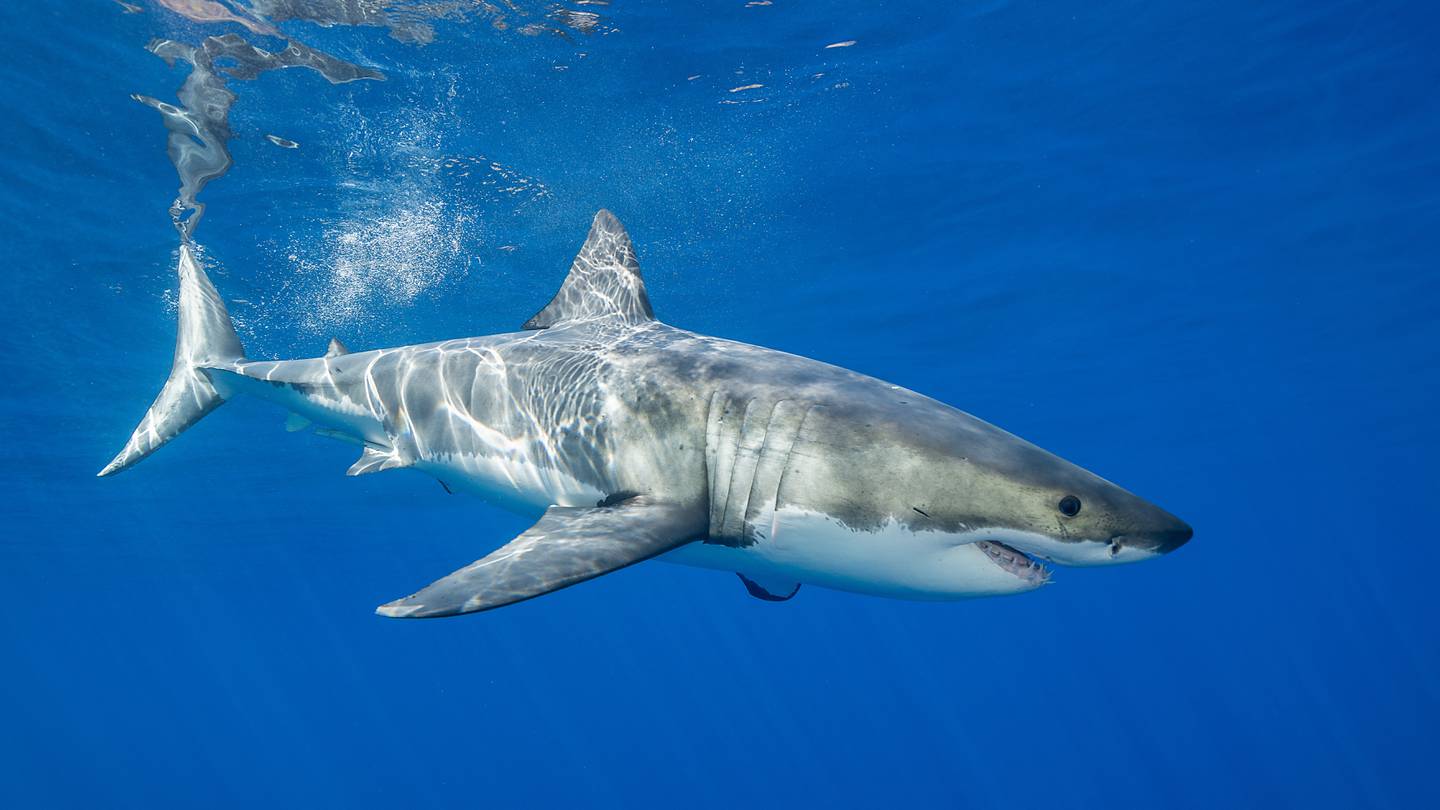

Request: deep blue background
left=2, top=1, right=1437, bottom=807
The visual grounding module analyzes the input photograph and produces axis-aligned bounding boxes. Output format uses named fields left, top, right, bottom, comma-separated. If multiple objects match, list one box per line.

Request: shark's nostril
left=1149, top=522, right=1193, bottom=554
left=1111, top=520, right=1191, bottom=557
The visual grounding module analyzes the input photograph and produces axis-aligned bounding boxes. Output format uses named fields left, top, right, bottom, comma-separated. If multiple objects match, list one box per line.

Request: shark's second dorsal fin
left=523, top=210, right=655, bottom=329
left=325, top=338, right=350, bottom=358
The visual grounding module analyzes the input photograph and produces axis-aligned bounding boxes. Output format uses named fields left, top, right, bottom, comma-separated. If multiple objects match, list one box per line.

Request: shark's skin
left=101, top=211, right=1191, bottom=617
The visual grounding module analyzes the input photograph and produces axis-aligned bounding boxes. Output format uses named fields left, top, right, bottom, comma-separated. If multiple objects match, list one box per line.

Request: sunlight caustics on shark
left=100, top=212, right=1192, bottom=617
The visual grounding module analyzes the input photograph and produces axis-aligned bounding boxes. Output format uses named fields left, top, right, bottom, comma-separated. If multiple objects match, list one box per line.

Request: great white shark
left=100, top=211, right=1191, bottom=616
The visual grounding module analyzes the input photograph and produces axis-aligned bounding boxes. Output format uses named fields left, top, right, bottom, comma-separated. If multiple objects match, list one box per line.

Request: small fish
left=824, top=40, right=857, bottom=49
left=729, top=83, right=764, bottom=93
left=265, top=134, right=300, bottom=149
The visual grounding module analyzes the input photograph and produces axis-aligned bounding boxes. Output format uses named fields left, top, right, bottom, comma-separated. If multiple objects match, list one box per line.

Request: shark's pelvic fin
left=522, top=210, right=656, bottom=329
left=737, top=573, right=802, bottom=602
left=346, top=446, right=410, bottom=476
left=376, top=495, right=703, bottom=618
left=99, top=245, right=246, bottom=476
left=325, top=337, right=349, bottom=358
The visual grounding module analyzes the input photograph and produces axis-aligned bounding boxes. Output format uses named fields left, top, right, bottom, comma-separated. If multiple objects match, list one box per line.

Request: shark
left=100, top=211, right=1192, bottom=617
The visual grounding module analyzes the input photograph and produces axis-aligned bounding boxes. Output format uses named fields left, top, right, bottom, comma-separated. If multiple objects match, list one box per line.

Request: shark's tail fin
left=98, top=245, right=246, bottom=477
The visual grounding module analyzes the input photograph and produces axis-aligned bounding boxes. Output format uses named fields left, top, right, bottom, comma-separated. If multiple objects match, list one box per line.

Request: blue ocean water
left=2, top=1, right=1438, bottom=806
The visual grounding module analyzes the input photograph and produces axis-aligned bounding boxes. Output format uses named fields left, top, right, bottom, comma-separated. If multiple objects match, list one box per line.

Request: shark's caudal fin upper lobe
left=98, top=245, right=245, bottom=476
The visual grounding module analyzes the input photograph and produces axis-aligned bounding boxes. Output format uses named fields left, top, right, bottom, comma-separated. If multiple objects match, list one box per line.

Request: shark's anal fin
left=737, top=573, right=801, bottom=602
left=346, top=446, right=410, bottom=476
left=325, top=337, right=350, bottom=358
left=376, top=496, right=704, bottom=618
left=522, top=210, right=655, bottom=329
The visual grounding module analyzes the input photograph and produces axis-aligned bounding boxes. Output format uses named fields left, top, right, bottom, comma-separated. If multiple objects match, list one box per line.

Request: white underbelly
left=661, top=506, right=1039, bottom=599
left=417, top=453, right=605, bottom=516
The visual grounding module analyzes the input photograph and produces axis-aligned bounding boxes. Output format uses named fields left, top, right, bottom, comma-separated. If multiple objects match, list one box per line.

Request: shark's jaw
left=976, top=527, right=1166, bottom=568
left=662, top=508, right=1057, bottom=600
left=973, top=540, right=1051, bottom=586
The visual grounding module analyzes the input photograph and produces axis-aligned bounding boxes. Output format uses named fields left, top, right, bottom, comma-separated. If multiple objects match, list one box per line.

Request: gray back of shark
left=101, top=211, right=1191, bottom=617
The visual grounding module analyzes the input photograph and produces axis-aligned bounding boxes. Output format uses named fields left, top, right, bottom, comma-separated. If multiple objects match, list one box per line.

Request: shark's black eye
left=1058, top=495, right=1082, bottom=517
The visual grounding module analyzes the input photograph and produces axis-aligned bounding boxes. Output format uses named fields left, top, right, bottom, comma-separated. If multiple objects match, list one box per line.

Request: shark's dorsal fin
left=325, top=337, right=350, bottom=358
left=523, top=210, right=655, bottom=329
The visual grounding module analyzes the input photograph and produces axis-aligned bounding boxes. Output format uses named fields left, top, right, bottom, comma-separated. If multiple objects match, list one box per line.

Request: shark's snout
left=1113, top=515, right=1193, bottom=557
left=1158, top=519, right=1194, bottom=553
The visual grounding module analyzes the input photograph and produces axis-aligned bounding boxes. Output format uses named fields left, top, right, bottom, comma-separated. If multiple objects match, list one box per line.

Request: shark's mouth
left=976, top=540, right=1051, bottom=585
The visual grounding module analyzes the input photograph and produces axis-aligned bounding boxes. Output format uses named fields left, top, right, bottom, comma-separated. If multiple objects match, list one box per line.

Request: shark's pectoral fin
left=346, top=446, right=410, bottom=476
left=737, top=573, right=801, bottom=602
left=376, top=496, right=704, bottom=618
left=284, top=412, right=312, bottom=432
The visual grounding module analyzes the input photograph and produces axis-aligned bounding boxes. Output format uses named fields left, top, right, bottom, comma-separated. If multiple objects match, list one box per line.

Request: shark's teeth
left=975, top=540, right=1051, bottom=584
